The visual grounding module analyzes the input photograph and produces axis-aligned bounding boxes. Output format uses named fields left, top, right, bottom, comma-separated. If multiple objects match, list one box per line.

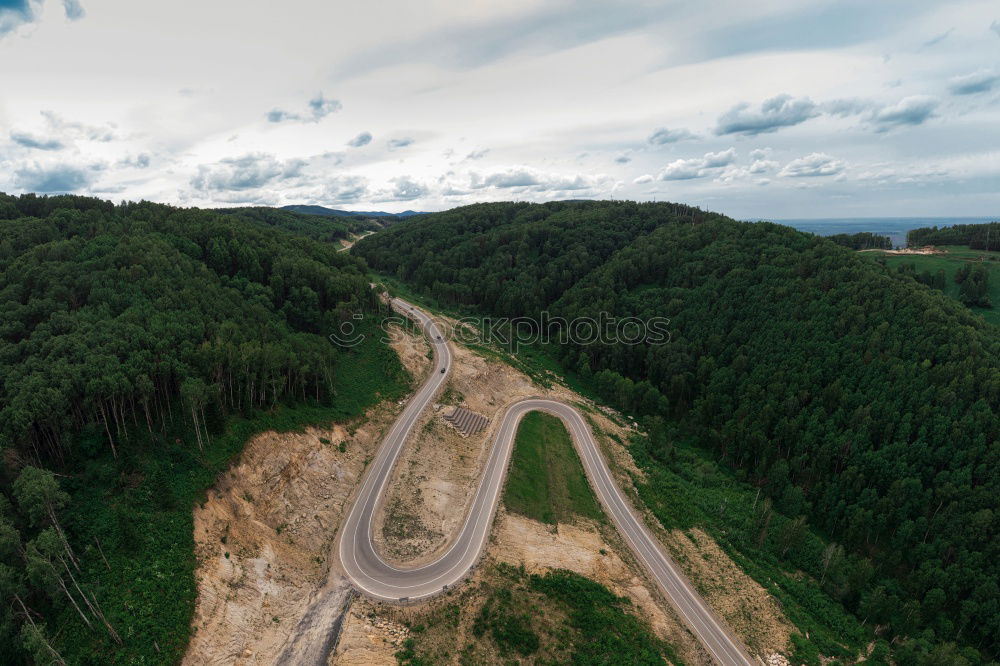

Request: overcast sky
left=1, top=0, right=998, bottom=217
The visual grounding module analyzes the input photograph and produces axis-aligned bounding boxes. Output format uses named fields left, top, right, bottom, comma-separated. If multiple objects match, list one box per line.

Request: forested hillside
left=280, top=204, right=423, bottom=220
left=907, top=221, right=1000, bottom=250
left=219, top=206, right=383, bottom=242
left=826, top=231, right=892, bottom=250
left=0, top=193, right=404, bottom=664
left=356, top=201, right=1000, bottom=662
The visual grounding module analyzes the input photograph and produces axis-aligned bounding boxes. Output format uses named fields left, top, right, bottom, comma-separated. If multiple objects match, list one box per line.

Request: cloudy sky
left=0, top=0, right=998, bottom=217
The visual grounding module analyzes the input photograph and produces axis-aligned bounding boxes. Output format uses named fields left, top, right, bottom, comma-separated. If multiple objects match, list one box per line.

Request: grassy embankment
left=504, top=411, right=603, bottom=525
left=56, top=321, right=409, bottom=665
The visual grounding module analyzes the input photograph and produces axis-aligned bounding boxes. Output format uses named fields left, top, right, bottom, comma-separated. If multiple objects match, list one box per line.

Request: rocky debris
left=766, top=653, right=791, bottom=666
left=183, top=408, right=400, bottom=665
left=273, top=577, right=355, bottom=666
left=358, top=615, right=411, bottom=648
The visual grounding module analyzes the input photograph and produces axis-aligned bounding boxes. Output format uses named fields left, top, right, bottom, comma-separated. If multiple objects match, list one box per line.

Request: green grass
left=504, top=411, right=603, bottom=525
left=55, top=322, right=410, bottom=665
left=873, top=245, right=1000, bottom=325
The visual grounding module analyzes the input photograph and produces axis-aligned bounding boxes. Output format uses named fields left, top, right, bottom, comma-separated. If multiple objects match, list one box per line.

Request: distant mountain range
left=282, top=204, right=425, bottom=218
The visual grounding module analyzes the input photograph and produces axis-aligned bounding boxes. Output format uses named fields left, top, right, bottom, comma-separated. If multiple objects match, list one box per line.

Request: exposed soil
left=181, top=409, right=397, bottom=666
left=385, top=322, right=432, bottom=380
left=492, top=510, right=713, bottom=664
left=863, top=245, right=944, bottom=255
left=665, top=528, right=795, bottom=656
left=330, top=598, right=409, bottom=666
left=182, top=327, right=419, bottom=665
left=338, top=231, right=375, bottom=253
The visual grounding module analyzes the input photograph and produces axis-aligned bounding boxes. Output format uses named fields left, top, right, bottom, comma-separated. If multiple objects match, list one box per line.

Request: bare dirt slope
left=181, top=413, right=396, bottom=666
left=493, top=510, right=712, bottom=663
left=182, top=327, right=417, bottom=666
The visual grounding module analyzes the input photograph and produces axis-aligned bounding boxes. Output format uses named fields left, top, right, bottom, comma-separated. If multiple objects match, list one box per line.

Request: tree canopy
left=0, top=192, right=384, bottom=663
left=907, top=221, right=1000, bottom=250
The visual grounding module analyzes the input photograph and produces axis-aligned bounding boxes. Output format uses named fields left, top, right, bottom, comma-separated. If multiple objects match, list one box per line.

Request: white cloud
left=388, top=137, right=414, bottom=150
left=40, top=110, right=115, bottom=142
left=658, top=159, right=704, bottom=180
left=470, top=167, right=607, bottom=193
left=657, top=148, right=737, bottom=180
left=63, top=0, right=85, bottom=20
left=116, top=153, right=151, bottom=168
left=779, top=153, right=846, bottom=177
left=749, top=159, right=779, bottom=174
left=378, top=176, right=427, bottom=201
left=477, top=169, right=539, bottom=188
left=347, top=131, right=373, bottom=147
left=267, top=93, right=342, bottom=123
left=715, top=95, right=819, bottom=136
left=323, top=175, right=370, bottom=203
left=648, top=127, right=696, bottom=144
left=15, top=163, right=98, bottom=193
left=921, top=28, right=954, bottom=49
left=702, top=148, right=737, bottom=168
left=10, top=130, right=65, bottom=151
left=870, top=96, right=938, bottom=131
left=190, top=153, right=307, bottom=192
left=949, top=69, right=998, bottom=95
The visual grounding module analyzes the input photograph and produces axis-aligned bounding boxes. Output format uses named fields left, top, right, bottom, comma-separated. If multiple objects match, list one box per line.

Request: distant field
left=870, top=245, right=1000, bottom=325
left=505, top=411, right=603, bottom=525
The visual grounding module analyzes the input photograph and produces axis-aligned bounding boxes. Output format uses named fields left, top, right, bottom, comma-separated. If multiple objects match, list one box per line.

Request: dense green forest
left=827, top=231, right=892, bottom=250
left=0, top=193, right=406, bottom=664
left=218, top=206, right=384, bottom=242
left=356, top=201, right=1000, bottom=663
left=907, top=222, right=1000, bottom=250
left=891, top=259, right=993, bottom=308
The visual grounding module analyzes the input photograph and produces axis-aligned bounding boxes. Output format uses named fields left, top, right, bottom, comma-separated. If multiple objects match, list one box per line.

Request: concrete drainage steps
left=443, top=406, right=489, bottom=436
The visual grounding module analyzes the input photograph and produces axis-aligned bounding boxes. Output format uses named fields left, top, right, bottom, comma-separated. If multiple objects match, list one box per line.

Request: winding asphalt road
left=337, top=298, right=754, bottom=666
